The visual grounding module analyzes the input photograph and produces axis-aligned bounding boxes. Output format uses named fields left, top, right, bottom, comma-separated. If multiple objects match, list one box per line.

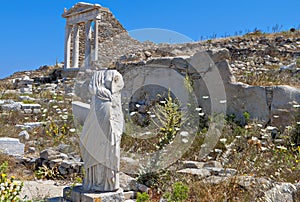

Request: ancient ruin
left=62, top=2, right=101, bottom=68
left=0, top=1, right=300, bottom=201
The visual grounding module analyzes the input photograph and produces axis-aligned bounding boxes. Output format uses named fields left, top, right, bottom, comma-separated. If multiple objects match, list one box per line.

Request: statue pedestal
left=63, top=186, right=126, bottom=202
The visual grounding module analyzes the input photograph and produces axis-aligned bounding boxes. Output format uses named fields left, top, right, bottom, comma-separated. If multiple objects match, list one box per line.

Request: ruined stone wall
left=70, top=5, right=299, bottom=128
left=117, top=49, right=300, bottom=128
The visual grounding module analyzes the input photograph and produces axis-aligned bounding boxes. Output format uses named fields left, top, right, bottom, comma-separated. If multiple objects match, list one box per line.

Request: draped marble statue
left=80, top=69, right=124, bottom=192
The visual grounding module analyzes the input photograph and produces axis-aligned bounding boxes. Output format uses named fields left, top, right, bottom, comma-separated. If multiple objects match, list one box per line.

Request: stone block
left=24, top=109, right=32, bottom=114
left=207, top=48, right=230, bottom=63
left=271, top=85, right=300, bottom=128
left=146, top=57, right=172, bottom=67
left=226, top=83, right=269, bottom=123
left=120, top=157, right=140, bottom=175
left=15, top=122, right=45, bottom=130
left=63, top=186, right=125, bottom=202
left=171, top=57, right=188, bottom=70
left=2, top=102, right=21, bottom=111
left=72, top=101, right=90, bottom=125
left=33, top=108, right=41, bottom=114
left=123, top=191, right=137, bottom=200
left=18, top=130, right=30, bottom=140
left=177, top=168, right=211, bottom=179
left=203, top=160, right=222, bottom=168
left=0, top=137, right=24, bottom=156
left=20, top=103, right=41, bottom=109
left=182, top=161, right=205, bottom=169
left=40, top=149, right=68, bottom=161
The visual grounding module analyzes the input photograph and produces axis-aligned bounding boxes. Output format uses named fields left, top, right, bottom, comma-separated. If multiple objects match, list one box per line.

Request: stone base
left=63, top=186, right=125, bottom=202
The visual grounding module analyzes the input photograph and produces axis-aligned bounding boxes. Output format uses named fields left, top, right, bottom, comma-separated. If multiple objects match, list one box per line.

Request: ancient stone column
left=64, top=25, right=72, bottom=69
left=93, top=20, right=99, bottom=62
left=85, top=21, right=92, bottom=67
left=72, top=24, right=80, bottom=68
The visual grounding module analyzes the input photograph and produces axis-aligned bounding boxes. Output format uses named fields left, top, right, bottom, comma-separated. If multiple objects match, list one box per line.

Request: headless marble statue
left=80, top=69, right=124, bottom=192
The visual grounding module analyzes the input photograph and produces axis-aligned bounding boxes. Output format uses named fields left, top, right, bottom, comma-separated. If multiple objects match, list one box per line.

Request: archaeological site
left=0, top=2, right=300, bottom=202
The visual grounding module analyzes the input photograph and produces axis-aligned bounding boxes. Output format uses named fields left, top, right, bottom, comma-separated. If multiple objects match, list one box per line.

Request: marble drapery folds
left=80, top=69, right=124, bottom=192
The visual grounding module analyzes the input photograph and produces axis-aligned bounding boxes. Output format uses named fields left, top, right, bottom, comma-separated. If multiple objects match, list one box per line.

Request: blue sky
left=1, top=0, right=300, bottom=79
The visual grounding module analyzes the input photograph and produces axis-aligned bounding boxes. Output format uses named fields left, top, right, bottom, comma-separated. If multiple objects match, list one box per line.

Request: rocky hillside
left=0, top=5, right=299, bottom=200
left=2, top=31, right=299, bottom=88
left=116, top=31, right=300, bottom=88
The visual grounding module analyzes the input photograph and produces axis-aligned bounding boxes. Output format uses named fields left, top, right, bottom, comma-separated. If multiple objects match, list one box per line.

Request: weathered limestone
left=226, top=83, right=270, bottom=123
left=122, top=65, right=191, bottom=109
left=72, top=49, right=299, bottom=128
left=62, top=3, right=104, bottom=69
left=271, top=86, right=300, bottom=128
left=1, top=101, right=21, bottom=111
left=20, top=103, right=41, bottom=114
left=72, top=101, right=90, bottom=125
left=72, top=24, right=80, bottom=67
left=84, top=21, right=92, bottom=67
left=117, top=49, right=300, bottom=127
left=12, top=76, right=34, bottom=94
left=0, top=137, right=24, bottom=156
left=263, top=183, right=297, bottom=202
left=63, top=186, right=125, bottom=202
left=64, top=25, right=71, bottom=68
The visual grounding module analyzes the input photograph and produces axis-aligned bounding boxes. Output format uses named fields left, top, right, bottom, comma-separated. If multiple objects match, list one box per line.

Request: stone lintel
left=66, top=11, right=101, bottom=25
left=62, top=3, right=107, bottom=18
left=63, top=186, right=125, bottom=202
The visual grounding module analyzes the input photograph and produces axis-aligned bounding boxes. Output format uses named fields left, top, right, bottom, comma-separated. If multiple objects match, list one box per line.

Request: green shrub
left=0, top=162, right=8, bottom=174
left=164, top=182, right=189, bottom=202
left=136, top=192, right=150, bottom=202
left=243, top=111, right=251, bottom=124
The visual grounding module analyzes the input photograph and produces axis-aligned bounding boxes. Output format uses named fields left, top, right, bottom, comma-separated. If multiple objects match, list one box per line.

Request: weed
left=243, top=111, right=250, bottom=124
left=0, top=162, right=8, bottom=174
left=164, top=182, right=189, bottom=202
left=136, top=192, right=150, bottom=202
left=22, top=100, right=35, bottom=104
left=45, top=121, right=68, bottom=146
left=153, top=91, right=182, bottom=150
left=35, top=165, right=62, bottom=180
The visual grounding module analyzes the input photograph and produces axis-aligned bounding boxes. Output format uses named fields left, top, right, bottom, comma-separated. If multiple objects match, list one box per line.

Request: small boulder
left=19, top=130, right=30, bottom=140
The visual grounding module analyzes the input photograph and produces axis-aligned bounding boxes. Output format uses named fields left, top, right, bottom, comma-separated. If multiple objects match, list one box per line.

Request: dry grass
left=187, top=180, right=253, bottom=202
left=236, top=69, right=300, bottom=88
left=0, top=153, right=34, bottom=180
